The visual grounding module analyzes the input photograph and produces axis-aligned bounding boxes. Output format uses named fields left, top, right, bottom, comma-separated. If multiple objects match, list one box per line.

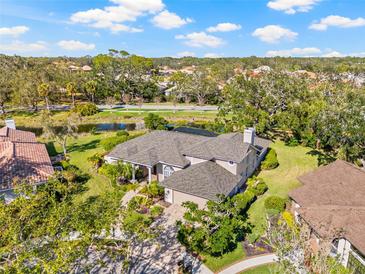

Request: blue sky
left=0, top=0, right=364, bottom=57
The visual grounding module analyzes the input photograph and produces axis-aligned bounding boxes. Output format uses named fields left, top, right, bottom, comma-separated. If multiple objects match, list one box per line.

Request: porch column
left=131, top=164, right=136, bottom=182
left=148, top=167, right=152, bottom=183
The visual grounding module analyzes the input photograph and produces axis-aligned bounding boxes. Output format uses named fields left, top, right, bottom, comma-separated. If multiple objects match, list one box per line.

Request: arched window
left=163, top=165, right=174, bottom=178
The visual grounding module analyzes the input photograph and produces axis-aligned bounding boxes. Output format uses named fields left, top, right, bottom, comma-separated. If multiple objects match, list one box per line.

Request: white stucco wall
left=215, top=159, right=237, bottom=175
left=185, top=156, right=207, bottom=165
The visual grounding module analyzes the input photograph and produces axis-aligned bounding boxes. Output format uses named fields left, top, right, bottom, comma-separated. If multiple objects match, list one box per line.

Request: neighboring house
left=0, top=121, right=54, bottom=203
left=289, top=160, right=365, bottom=273
left=106, top=128, right=270, bottom=207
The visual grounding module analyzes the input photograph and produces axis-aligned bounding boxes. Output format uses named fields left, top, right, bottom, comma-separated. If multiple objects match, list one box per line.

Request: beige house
left=289, top=160, right=365, bottom=273
left=106, top=127, right=270, bottom=207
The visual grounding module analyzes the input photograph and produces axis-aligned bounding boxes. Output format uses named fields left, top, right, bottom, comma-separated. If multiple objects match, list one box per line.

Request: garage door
left=172, top=190, right=208, bottom=208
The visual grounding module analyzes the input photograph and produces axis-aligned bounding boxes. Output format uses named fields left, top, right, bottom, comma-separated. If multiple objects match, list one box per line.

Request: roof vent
left=5, top=119, right=16, bottom=129
left=244, top=127, right=255, bottom=145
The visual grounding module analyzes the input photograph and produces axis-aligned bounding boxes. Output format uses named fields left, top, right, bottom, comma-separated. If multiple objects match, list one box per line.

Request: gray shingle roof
left=182, top=133, right=254, bottom=163
left=108, top=130, right=270, bottom=167
left=108, top=130, right=209, bottom=167
left=160, top=161, right=242, bottom=201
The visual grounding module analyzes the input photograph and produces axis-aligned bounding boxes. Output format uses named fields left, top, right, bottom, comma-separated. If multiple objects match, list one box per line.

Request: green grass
left=248, top=140, right=318, bottom=236
left=6, top=108, right=218, bottom=128
left=41, top=131, right=145, bottom=202
left=240, top=263, right=281, bottom=274
left=203, top=243, right=246, bottom=272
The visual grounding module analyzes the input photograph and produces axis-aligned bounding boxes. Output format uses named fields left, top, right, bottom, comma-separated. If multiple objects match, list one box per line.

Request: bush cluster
left=264, top=196, right=286, bottom=213
left=100, top=135, right=130, bottom=151
left=144, top=113, right=168, bottom=130
left=73, top=103, right=99, bottom=116
left=261, top=148, right=279, bottom=170
left=246, top=177, right=268, bottom=196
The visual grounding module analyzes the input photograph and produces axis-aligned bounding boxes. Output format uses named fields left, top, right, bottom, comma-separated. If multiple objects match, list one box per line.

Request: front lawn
left=41, top=131, right=145, bottom=201
left=248, top=140, right=318, bottom=237
left=203, top=243, right=246, bottom=272
left=240, top=263, right=281, bottom=274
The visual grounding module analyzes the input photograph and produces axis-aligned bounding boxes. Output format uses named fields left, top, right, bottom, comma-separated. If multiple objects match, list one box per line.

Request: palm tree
left=66, top=82, right=77, bottom=107
left=37, top=83, right=50, bottom=110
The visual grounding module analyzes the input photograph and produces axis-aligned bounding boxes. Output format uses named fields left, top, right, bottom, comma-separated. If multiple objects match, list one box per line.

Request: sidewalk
left=218, top=254, right=277, bottom=274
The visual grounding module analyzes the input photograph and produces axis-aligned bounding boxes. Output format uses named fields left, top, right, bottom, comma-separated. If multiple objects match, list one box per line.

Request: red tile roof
left=0, top=127, right=54, bottom=190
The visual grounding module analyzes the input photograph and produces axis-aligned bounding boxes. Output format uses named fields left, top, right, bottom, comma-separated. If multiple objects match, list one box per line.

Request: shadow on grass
left=306, top=149, right=336, bottom=166
left=45, top=142, right=58, bottom=157
left=68, top=139, right=101, bottom=153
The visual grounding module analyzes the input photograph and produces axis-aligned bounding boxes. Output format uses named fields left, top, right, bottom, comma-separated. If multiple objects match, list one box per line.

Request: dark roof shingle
left=160, top=161, right=241, bottom=201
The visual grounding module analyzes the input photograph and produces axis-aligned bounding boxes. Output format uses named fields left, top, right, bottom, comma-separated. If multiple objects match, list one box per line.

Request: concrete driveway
left=128, top=204, right=187, bottom=274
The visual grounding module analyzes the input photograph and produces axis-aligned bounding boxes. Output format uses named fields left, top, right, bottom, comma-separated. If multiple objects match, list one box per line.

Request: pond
left=18, top=122, right=144, bottom=136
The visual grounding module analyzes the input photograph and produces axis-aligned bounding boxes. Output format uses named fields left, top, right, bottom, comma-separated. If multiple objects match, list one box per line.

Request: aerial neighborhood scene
left=0, top=0, right=365, bottom=273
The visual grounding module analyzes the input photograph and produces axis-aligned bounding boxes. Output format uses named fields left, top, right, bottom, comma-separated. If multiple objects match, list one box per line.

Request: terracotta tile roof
left=289, top=160, right=365, bottom=255
left=0, top=127, right=54, bottom=190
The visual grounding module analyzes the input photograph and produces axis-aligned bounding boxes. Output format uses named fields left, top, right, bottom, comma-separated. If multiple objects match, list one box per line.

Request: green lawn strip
left=8, top=109, right=218, bottom=128
left=239, top=263, right=281, bottom=274
left=203, top=243, right=246, bottom=273
left=248, top=140, right=318, bottom=236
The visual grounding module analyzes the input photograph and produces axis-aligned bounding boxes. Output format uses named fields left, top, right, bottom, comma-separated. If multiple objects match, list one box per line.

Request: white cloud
left=321, top=51, right=345, bottom=57
left=0, top=26, right=29, bottom=37
left=349, top=52, right=365, bottom=57
left=70, top=0, right=164, bottom=33
left=57, top=40, right=95, bottom=51
left=110, top=0, right=164, bottom=13
left=152, top=10, right=192, bottom=29
left=110, top=24, right=143, bottom=33
left=252, top=25, right=297, bottom=43
left=207, top=23, right=241, bottom=32
left=266, top=47, right=321, bottom=57
left=176, top=51, right=195, bottom=57
left=309, top=15, right=365, bottom=31
left=204, top=53, right=223, bottom=58
left=175, top=32, right=224, bottom=48
left=0, top=40, right=47, bottom=53
left=267, top=0, right=320, bottom=14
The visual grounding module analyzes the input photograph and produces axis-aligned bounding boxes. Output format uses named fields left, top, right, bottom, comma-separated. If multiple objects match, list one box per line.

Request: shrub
left=150, top=205, right=164, bottom=217
left=100, top=135, right=129, bottom=151
left=264, top=196, right=286, bottom=213
left=144, top=113, right=168, bottom=130
left=73, top=103, right=99, bottom=116
left=261, top=148, right=279, bottom=170
left=232, top=190, right=256, bottom=212
left=116, top=130, right=129, bottom=137
left=139, top=181, right=164, bottom=198
left=247, top=177, right=268, bottom=196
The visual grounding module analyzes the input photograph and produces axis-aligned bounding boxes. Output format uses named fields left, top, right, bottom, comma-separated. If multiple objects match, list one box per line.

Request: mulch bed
left=243, top=238, right=273, bottom=257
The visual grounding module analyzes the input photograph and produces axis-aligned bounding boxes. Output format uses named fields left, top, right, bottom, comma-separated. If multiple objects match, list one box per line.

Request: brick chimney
left=244, top=127, right=255, bottom=145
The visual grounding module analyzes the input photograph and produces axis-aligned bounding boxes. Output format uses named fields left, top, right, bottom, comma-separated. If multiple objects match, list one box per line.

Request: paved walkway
left=218, top=254, right=277, bottom=274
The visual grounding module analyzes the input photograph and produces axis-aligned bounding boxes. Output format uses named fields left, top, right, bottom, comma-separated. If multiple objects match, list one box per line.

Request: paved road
left=99, top=104, right=218, bottom=111
left=218, top=254, right=277, bottom=274
left=11, top=104, right=218, bottom=112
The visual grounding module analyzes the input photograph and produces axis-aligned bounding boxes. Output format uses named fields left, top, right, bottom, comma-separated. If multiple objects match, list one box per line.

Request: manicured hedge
left=261, top=148, right=279, bottom=170
left=264, top=196, right=286, bottom=212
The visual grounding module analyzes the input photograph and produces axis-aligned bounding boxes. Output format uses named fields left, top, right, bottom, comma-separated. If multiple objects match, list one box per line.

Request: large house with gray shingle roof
left=106, top=128, right=270, bottom=207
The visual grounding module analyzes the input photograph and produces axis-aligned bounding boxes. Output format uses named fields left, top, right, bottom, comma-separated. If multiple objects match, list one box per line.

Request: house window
left=163, top=165, right=174, bottom=178
left=228, top=161, right=234, bottom=166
